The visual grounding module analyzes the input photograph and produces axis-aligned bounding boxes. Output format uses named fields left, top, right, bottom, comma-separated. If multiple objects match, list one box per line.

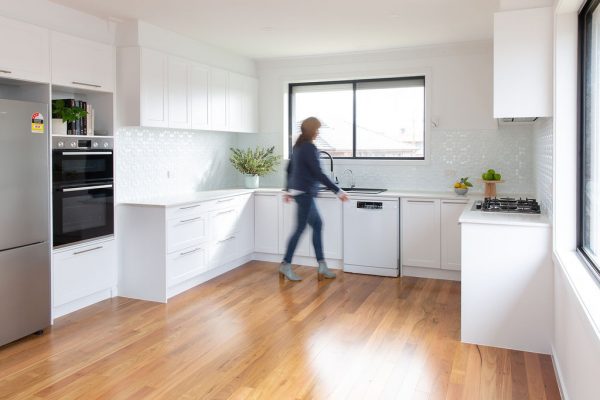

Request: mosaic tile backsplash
left=258, top=126, right=536, bottom=196
left=533, top=118, right=553, bottom=217
left=116, top=127, right=241, bottom=202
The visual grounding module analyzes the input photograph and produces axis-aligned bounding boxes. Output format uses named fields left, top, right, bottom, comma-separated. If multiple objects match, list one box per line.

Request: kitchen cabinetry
left=281, top=199, right=311, bottom=257
left=401, top=197, right=468, bottom=273
left=493, top=7, right=553, bottom=118
left=117, top=47, right=257, bottom=132
left=52, top=238, right=116, bottom=319
left=51, top=32, right=115, bottom=93
left=254, top=192, right=280, bottom=254
left=0, top=16, right=50, bottom=83
left=118, top=193, right=254, bottom=303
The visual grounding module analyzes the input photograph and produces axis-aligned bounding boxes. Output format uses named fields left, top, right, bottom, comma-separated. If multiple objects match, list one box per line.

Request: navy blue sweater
left=285, top=143, right=339, bottom=195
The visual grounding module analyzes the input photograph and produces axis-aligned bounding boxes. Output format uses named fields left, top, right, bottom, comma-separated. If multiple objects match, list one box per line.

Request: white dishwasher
left=343, top=197, right=399, bottom=277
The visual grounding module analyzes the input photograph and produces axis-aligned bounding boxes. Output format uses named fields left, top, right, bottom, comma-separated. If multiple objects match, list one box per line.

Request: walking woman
left=280, top=117, right=348, bottom=281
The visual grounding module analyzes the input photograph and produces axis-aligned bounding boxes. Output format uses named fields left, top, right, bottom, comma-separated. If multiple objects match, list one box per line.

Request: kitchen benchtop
left=118, top=187, right=483, bottom=207
left=458, top=199, right=551, bottom=228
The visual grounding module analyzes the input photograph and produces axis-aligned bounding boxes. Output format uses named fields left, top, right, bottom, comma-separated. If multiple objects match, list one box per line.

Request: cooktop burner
left=473, top=197, right=541, bottom=214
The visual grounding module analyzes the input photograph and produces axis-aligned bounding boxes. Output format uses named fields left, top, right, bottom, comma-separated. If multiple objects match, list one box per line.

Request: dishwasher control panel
left=356, top=201, right=383, bottom=209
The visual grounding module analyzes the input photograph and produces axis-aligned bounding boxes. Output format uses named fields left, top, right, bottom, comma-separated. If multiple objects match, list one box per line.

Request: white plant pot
left=244, top=174, right=259, bottom=189
left=52, top=118, right=67, bottom=135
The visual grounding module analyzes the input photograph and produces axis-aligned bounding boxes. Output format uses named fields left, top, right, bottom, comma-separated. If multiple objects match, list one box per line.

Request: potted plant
left=229, top=146, right=281, bottom=188
left=52, top=100, right=88, bottom=135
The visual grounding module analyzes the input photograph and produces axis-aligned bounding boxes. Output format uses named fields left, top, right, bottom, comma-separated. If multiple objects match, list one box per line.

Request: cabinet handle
left=406, top=200, right=435, bottom=203
left=73, top=246, right=103, bottom=255
left=442, top=201, right=468, bottom=205
left=62, top=184, right=113, bottom=192
left=72, top=81, right=101, bottom=88
left=217, top=198, right=234, bottom=203
left=179, top=204, right=201, bottom=210
left=179, top=216, right=203, bottom=223
left=0, top=69, right=12, bottom=74
left=217, top=209, right=235, bottom=216
left=180, top=247, right=202, bottom=256
left=217, top=235, right=236, bottom=243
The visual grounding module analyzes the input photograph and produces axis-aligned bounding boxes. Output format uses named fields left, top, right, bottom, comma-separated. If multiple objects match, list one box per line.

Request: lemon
left=460, top=183, right=467, bottom=189
left=454, top=182, right=461, bottom=188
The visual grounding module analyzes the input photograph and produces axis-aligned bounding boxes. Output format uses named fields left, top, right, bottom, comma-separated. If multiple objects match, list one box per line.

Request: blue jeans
left=283, top=193, right=323, bottom=263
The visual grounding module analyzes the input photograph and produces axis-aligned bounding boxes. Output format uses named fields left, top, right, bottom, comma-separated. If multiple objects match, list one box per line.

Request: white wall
left=250, top=41, right=538, bottom=194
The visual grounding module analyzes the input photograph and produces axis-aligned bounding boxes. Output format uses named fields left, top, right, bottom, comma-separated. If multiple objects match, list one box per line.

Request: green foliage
left=460, top=177, right=473, bottom=187
left=52, top=100, right=88, bottom=123
left=229, top=146, right=281, bottom=177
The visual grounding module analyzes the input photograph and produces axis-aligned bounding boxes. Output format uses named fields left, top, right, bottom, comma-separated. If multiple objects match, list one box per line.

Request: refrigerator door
left=0, top=99, right=49, bottom=251
left=0, top=242, right=50, bottom=346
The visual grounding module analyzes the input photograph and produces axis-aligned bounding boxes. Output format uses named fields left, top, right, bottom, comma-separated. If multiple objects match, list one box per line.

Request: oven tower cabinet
left=117, top=193, right=254, bottom=303
left=460, top=220, right=552, bottom=354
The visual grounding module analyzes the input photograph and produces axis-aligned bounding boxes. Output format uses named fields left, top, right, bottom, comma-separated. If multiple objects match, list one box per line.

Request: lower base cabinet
left=52, top=237, right=117, bottom=319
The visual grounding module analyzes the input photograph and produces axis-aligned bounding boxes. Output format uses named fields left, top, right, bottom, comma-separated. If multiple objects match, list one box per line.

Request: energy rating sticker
left=31, top=112, right=44, bottom=133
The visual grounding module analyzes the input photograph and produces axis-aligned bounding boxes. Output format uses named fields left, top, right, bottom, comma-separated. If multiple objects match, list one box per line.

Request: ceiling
left=50, top=0, right=501, bottom=59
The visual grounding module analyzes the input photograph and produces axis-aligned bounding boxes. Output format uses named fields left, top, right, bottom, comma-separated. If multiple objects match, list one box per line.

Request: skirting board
left=344, top=264, right=399, bottom=277
left=402, top=266, right=461, bottom=281
left=551, top=346, right=569, bottom=400
left=252, top=253, right=343, bottom=269
left=52, top=286, right=116, bottom=321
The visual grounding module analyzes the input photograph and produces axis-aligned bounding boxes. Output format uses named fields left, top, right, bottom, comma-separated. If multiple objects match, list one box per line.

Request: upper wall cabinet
left=117, top=46, right=258, bottom=133
left=0, top=16, right=50, bottom=83
left=51, top=32, right=115, bottom=93
left=493, top=7, right=553, bottom=118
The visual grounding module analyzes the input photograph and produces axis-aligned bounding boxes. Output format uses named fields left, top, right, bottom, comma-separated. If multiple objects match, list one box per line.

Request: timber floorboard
left=0, top=261, right=561, bottom=399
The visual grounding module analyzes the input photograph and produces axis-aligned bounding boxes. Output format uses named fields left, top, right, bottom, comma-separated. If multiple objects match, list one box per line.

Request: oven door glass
left=53, top=184, right=114, bottom=247
left=53, top=150, right=113, bottom=185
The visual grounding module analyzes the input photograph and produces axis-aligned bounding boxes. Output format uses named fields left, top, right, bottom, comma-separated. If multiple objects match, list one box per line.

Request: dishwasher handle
left=356, top=201, right=383, bottom=210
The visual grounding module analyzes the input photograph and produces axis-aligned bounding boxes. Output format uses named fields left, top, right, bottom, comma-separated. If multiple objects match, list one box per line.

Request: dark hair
left=294, top=117, right=320, bottom=149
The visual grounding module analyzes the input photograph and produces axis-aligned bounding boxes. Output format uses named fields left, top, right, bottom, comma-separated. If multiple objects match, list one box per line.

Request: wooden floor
left=0, top=261, right=560, bottom=400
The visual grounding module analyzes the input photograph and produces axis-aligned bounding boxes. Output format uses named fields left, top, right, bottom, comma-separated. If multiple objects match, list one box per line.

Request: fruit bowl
left=454, top=188, right=468, bottom=195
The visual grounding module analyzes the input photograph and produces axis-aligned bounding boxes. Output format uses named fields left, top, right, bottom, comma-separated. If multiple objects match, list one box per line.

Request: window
left=289, top=77, right=426, bottom=159
left=579, top=0, right=600, bottom=280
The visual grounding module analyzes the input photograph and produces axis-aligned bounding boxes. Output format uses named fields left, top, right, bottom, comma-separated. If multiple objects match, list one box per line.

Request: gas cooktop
left=473, top=197, right=541, bottom=214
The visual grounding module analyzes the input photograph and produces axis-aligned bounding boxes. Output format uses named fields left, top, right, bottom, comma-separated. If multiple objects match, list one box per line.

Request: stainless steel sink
left=341, top=187, right=388, bottom=194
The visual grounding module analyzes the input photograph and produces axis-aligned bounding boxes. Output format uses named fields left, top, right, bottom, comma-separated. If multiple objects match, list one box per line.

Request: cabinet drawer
left=167, top=214, right=209, bottom=253
left=167, top=243, right=208, bottom=286
left=212, top=207, right=240, bottom=240
left=166, top=202, right=209, bottom=220
left=211, top=235, right=238, bottom=266
left=52, top=240, right=116, bottom=307
left=208, top=195, right=241, bottom=211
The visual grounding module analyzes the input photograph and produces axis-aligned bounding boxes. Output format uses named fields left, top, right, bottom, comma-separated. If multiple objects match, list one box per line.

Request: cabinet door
left=254, top=194, right=280, bottom=254
left=166, top=213, right=209, bottom=253
left=51, top=32, right=114, bottom=92
left=209, top=67, right=228, bottom=131
left=281, top=199, right=311, bottom=257
left=314, top=197, right=342, bottom=259
left=0, top=16, right=49, bottom=83
left=441, top=200, right=467, bottom=270
left=167, top=242, right=209, bottom=286
left=190, top=62, right=210, bottom=130
left=401, top=198, right=441, bottom=269
left=168, top=56, right=191, bottom=129
left=245, top=76, right=258, bottom=133
left=140, top=48, right=169, bottom=127
left=237, top=194, right=254, bottom=257
left=228, top=72, right=245, bottom=132
left=52, top=239, right=116, bottom=307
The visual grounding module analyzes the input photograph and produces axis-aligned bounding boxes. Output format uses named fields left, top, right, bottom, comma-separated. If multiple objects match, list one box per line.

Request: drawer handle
left=73, top=246, right=103, bottom=255
left=180, top=247, right=202, bottom=256
left=217, top=209, right=235, bottom=216
left=0, top=69, right=12, bottom=74
left=407, top=200, right=435, bottom=203
left=179, top=204, right=201, bottom=210
left=442, top=200, right=468, bottom=204
left=217, top=235, right=236, bottom=243
left=72, top=81, right=102, bottom=88
left=217, top=198, right=234, bottom=203
left=180, top=216, right=203, bottom=223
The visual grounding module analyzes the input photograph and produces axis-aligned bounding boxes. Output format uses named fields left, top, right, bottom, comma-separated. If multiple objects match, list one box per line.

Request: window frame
left=288, top=76, right=427, bottom=161
left=577, top=0, right=600, bottom=281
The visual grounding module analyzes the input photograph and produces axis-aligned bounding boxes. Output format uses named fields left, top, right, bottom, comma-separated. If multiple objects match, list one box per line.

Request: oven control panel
left=52, top=136, right=113, bottom=150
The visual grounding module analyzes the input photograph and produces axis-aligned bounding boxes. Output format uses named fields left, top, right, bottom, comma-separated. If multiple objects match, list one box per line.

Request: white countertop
left=458, top=199, right=551, bottom=227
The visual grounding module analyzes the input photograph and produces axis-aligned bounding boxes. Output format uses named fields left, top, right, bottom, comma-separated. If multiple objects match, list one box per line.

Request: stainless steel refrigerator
left=0, top=99, right=50, bottom=347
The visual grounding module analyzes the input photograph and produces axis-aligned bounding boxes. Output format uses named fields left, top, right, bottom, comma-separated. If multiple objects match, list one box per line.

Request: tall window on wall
left=579, top=0, right=600, bottom=280
left=289, top=77, right=426, bottom=159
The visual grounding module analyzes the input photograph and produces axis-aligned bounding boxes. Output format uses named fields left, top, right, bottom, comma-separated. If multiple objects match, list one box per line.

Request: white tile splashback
left=533, top=118, right=553, bottom=217
left=116, top=127, right=240, bottom=202
left=258, top=126, right=536, bottom=196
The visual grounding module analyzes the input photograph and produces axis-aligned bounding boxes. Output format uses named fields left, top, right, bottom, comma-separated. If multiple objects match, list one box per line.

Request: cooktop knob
left=70, top=142, right=77, bottom=148
left=92, top=142, right=99, bottom=148
left=57, top=141, right=64, bottom=148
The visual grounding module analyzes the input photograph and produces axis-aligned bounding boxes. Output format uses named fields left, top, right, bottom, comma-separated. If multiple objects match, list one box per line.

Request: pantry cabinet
left=51, top=32, right=115, bottom=92
left=0, top=16, right=50, bottom=83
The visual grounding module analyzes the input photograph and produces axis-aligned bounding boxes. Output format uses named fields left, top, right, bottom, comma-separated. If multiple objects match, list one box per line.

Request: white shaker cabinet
left=281, top=199, right=311, bottom=257
left=167, top=56, right=191, bottom=129
left=493, top=7, right=553, bottom=118
left=238, top=194, right=255, bottom=256
left=190, top=63, right=210, bottom=130
left=401, top=198, right=441, bottom=269
left=210, top=68, right=229, bottom=131
left=51, top=32, right=115, bottom=92
left=0, top=16, right=50, bottom=83
left=440, top=199, right=468, bottom=270
left=315, top=197, right=343, bottom=260
left=254, top=193, right=280, bottom=254
left=228, top=72, right=259, bottom=133
left=140, top=48, right=169, bottom=127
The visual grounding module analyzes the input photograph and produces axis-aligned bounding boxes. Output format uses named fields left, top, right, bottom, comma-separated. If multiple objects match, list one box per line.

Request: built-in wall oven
left=52, top=137, right=114, bottom=247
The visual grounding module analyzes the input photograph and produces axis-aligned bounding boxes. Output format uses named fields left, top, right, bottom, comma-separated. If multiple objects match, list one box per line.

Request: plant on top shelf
left=52, top=99, right=88, bottom=123
left=229, top=146, right=281, bottom=189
